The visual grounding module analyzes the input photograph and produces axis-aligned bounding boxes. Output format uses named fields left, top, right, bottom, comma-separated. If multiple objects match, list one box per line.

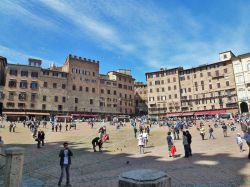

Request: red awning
left=208, top=110, right=226, bottom=115
left=182, top=112, right=194, bottom=116
left=194, top=111, right=210, bottom=115
left=71, top=114, right=98, bottom=117
left=166, top=113, right=183, bottom=117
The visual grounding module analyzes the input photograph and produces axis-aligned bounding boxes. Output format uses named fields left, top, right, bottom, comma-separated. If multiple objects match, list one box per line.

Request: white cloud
left=0, top=0, right=57, bottom=29
left=0, top=45, right=55, bottom=67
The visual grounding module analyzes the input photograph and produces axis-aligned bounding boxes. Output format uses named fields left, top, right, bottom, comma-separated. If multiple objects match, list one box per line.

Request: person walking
left=138, top=133, right=145, bottom=154
left=208, top=125, right=215, bottom=139
left=55, top=125, right=58, bottom=132
left=236, top=133, right=243, bottom=152
left=66, top=123, right=68, bottom=131
left=222, top=123, right=228, bottom=137
left=243, top=129, right=250, bottom=159
left=186, top=130, right=192, bottom=156
left=41, top=131, right=45, bottom=146
left=133, top=126, right=138, bottom=138
left=183, top=131, right=189, bottom=158
left=37, top=130, right=42, bottom=149
left=13, top=123, right=16, bottom=132
left=142, top=129, right=149, bottom=147
left=200, top=126, right=206, bottom=140
left=59, top=123, right=62, bottom=132
left=9, top=123, right=13, bottom=132
left=58, top=142, right=73, bottom=186
left=167, top=132, right=173, bottom=157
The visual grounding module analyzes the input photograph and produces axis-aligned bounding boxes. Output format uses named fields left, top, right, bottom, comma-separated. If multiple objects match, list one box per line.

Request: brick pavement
left=0, top=121, right=250, bottom=187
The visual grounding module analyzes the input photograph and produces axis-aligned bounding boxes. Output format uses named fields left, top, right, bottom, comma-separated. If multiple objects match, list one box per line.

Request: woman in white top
left=138, top=133, right=145, bottom=154
left=236, top=133, right=243, bottom=152
left=142, top=130, right=148, bottom=147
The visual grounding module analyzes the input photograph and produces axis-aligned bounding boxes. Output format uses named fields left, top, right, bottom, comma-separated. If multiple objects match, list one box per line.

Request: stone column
left=119, top=169, right=171, bottom=187
left=4, top=147, right=25, bottom=187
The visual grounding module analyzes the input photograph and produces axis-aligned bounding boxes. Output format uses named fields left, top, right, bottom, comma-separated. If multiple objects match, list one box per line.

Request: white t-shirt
left=63, top=149, right=69, bottom=164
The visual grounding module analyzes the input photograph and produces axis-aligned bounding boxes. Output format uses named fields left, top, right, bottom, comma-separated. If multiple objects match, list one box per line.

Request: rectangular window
left=188, top=88, right=191, bottom=92
left=173, top=77, right=176, bottom=82
left=21, top=71, right=28, bottom=77
left=107, top=90, right=111, bottom=94
left=92, top=88, right=95, bottom=93
left=194, top=74, right=196, bottom=78
left=217, top=83, right=221, bottom=88
left=30, top=82, right=38, bottom=90
left=9, top=69, right=17, bottom=76
left=43, top=82, right=48, bottom=88
left=58, top=105, right=62, bottom=111
left=20, top=81, right=28, bottom=89
left=209, top=84, right=212, bottom=89
left=62, top=84, right=66, bottom=89
left=86, top=87, right=89, bottom=92
left=200, top=73, right=203, bottom=77
left=168, top=86, right=171, bottom=91
left=6, top=102, right=14, bottom=108
left=9, top=80, right=17, bottom=88
left=75, top=97, right=78, bottom=103
left=114, top=90, right=117, bottom=95
left=169, top=95, right=171, bottom=99
left=43, top=71, right=49, bottom=76
left=54, top=96, right=58, bottom=102
left=18, top=103, right=25, bottom=109
left=90, top=99, right=93, bottom=105
left=62, top=97, right=66, bottom=103
left=156, top=88, right=159, bottom=92
left=224, top=69, right=227, bottom=73
left=72, top=85, right=76, bottom=90
left=155, top=80, right=160, bottom=85
left=168, top=79, right=170, bottom=83
left=52, top=72, right=58, bottom=77
left=31, top=93, right=36, bottom=101
left=42, top=104, right=46, bottom=110
left=226, top=81, right=230, bottom=86
left=79, top=86, right=82, bottom=91
left=207, top=72, right=211, bottom=76
left=175, top=94, right=177, bottom=98
left=162, top=87, right=165, bottom=92
left=43, top=95, right=46, bottom=101
left=174, top=85, right=177, bottom=90
left=31, top=72, right=38, bottom=78
left=150, top=89, right=152, bottom=93
left=53, top=83, right=57, bottom=88
left=61, top=73, right=67, bottom=78
left=8, top=92, right=14, bottom=100
left=19, top=92, right=26, bottom=101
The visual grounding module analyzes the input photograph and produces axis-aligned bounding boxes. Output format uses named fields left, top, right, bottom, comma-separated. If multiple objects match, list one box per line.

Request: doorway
left=240, top=102, right=249, bottom=113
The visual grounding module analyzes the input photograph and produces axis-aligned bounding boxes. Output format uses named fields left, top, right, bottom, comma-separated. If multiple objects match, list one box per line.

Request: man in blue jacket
left=58, top=142, right=73, bottom=186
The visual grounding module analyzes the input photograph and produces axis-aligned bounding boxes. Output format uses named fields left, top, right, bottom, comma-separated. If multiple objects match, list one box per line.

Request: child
left=236, top=133, right=243, bottom=152
left=170, top=145, right=177, bottom=158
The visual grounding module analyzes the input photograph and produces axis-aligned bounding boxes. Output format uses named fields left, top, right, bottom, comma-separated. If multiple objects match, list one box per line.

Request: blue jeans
left=58, top=164, right=70, bottom=185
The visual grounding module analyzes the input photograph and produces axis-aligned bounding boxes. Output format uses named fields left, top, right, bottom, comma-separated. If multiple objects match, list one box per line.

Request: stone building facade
left=146, top=51, right=239, bottom=118
left=134, top=82, right=148, bottom=115
left=0, top=55, right=135, bottom=118
left=232, top=52, right=250, bottom=113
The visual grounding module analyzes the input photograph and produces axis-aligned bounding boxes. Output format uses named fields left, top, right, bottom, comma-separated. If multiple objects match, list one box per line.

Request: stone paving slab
left=0, top=121, right=250, bottom=187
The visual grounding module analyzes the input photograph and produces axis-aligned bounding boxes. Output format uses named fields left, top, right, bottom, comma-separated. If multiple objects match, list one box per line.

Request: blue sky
left=0, top=0, right=250, bottom=82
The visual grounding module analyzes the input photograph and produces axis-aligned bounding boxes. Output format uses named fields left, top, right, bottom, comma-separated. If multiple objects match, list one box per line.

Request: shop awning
left=194, top=111, right=210, bottom=115
left=182, top=112, right=194, bottom=116
left=166, top=112, right=183, bottom=117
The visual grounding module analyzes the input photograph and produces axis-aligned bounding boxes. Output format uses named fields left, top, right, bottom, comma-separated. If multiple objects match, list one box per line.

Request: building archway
left=240, top=102, right=248, bottom=113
